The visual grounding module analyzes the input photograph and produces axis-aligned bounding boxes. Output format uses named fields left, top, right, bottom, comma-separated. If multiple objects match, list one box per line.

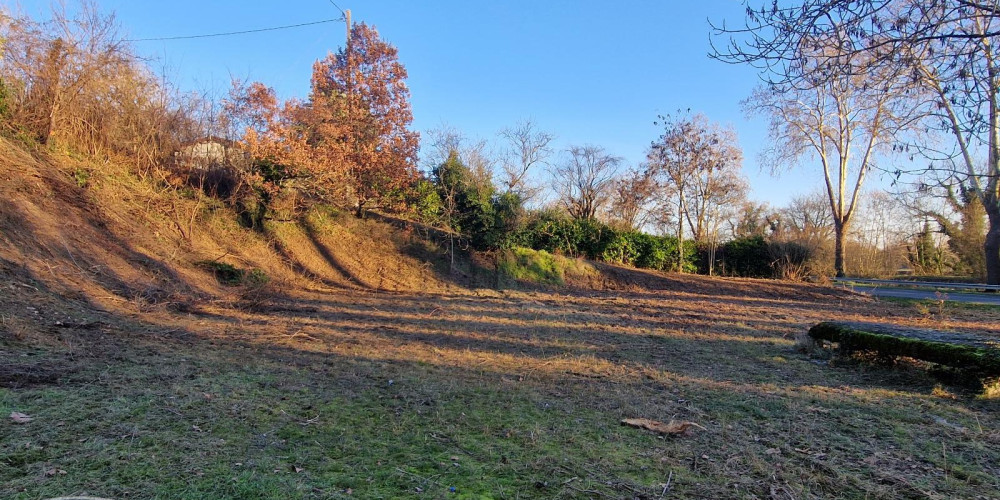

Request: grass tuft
left=498, top=247, right=595, bottom=286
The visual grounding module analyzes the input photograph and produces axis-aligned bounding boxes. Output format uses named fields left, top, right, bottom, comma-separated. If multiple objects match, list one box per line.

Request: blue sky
left=22, top=0, right=902, bottom=206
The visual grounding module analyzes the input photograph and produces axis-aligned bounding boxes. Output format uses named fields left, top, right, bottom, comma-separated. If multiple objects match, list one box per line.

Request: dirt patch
left=0, top=361, right=76, bottom=388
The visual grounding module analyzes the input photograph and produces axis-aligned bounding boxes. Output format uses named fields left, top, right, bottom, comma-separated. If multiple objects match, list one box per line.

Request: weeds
left=72, top=166, right=89, bottom=188
left=196, top=261, right=268, bottom=287
left=498, top=247, right=595, bottom=286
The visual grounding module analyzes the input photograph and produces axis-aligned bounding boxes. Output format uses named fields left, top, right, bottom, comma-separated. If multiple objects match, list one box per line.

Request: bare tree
left=646, top=113, right=744, bottom=270
left=498, top=118, right=553, bottom=202
left=778, top=191, right=836, bottom=248
left=742, top=44, right=921, bottom=277
left=424, top=126, right=495, bottom=200
left=849, top=190, right=912, bottom=277
left=462, top=138, right=498, bottom=201
left=423, top=125, right=464, bottom=172
left=552, top=145, right=621, bottom=220
left=727, top=200, right=779, bottom=239
left=712, top=0, right=1000, bottom=282
left=607, top=167, right=657, bottom=230
left=0, top=2, right=131, bottom=145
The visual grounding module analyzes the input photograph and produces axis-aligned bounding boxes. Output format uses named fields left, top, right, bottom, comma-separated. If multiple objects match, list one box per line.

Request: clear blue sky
left=22, top=0, right=903, bottom=206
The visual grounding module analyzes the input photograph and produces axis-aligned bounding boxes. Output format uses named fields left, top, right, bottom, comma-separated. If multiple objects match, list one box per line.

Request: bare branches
left=607, top=167, right=657, bottom=230
left=646, top=112, right=745, bottom=243
left=0, top=2, right=199, bottom=174
left=498, top=119, right=553, bottom=202
left=552, top=146, right=621, bottom=220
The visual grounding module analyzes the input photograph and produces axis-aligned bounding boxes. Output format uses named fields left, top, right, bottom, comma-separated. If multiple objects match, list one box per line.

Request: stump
left=808, top=321, right=1000, bottom=383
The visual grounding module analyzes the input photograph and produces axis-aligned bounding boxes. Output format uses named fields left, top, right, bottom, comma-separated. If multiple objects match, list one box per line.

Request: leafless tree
left=1, top=2, right=130, bottom=145
left=742, top=42, right=923, bottom=277
left=646, top=112, right=745, bottom=270
left=498, top=118, right=553, bottom=202
left=848, top=190, right=912, bottom=277
left=777, top=190, right=836, bottom=249
left=423, top=125, right=464, bottom=172
left=424, top=126, right=495, bottom=199
left=712, top=0, right=1000, bottom=283
left=606, top=167, right=657, bottom=230
left=552, top=145, right=621, bottom=220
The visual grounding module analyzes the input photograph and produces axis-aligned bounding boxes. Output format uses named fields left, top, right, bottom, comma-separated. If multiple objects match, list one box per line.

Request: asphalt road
left=841, top=284, right=1000, bottom=306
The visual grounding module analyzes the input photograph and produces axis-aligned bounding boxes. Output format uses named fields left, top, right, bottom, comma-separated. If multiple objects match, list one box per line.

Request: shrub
left=499, top=247, right=565, bottom=285
left=519, top=213, right=618, bottom=259
left=601, top=233, right=639, bottom=265
left=769, top=241, right=812, bottom=280
left=194, top=165, right=239, bottom=199
left=498, top=247, right=595, bottom=286
left=517, top=213, right=697, bottom=272
left=632, top=233, right=673, bottom=271
left=720, top=236, right=772, bottom=278
left=700, top=237, right=813, bottom=279
left=72, top=167, right=90, bottom=188
left=196, top=260, right=269, bottom=287
left=406, top=178, right=442, bottom=223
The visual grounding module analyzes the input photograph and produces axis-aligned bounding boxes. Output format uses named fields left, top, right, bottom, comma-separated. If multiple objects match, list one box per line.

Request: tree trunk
left=355, top=198, right=365, bottom=218
left=676, top=197, right=686, bottom=273
left=449, top=235, right=455, bottom=274
left=834, top=221, right=847, bottom=278
left=494, top=251, right=502, bottom=290
left=985, top=206, right=1000, bottom=285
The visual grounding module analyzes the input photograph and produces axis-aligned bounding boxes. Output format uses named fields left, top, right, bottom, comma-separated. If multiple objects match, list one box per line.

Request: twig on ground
left=660, top=470, right=674, bottom=497
left=395, top=467, right=445, bottom=488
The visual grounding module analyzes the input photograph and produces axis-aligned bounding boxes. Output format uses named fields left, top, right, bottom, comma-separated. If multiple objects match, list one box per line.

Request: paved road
left=841, top=284, right=1000, bottom=306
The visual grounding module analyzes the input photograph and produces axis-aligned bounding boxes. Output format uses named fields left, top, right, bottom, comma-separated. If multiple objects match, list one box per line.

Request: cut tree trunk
left=985, top=207, right=1000, bottom=286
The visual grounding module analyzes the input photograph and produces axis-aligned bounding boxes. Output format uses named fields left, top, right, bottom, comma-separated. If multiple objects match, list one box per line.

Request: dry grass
left=2, top=139, right=1000, bottom=499
left=3, top=271, right=999, bottom=499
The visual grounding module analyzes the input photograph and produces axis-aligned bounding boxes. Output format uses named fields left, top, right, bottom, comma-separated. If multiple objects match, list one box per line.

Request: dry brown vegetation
left=2, top=138, right=999, bottom=499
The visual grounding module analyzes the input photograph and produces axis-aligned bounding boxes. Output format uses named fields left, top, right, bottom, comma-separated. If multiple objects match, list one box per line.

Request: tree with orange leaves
left=309, top=22, right=419, bottom=217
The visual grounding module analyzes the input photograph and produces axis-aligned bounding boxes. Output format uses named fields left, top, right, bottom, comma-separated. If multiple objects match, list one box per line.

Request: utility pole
left=344, top=8, right=363, bottom=216
left=344, top=9, right=351, bottom=44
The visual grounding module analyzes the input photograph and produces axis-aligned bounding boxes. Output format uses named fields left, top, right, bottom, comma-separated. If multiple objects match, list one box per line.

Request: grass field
left=3, top=271, right=999, bottom=500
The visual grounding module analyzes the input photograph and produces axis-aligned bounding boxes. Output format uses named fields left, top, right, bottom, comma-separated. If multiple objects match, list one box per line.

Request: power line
left=328, top=0, right=346, bottom=16
left=124, top=18, right=341, bottom=42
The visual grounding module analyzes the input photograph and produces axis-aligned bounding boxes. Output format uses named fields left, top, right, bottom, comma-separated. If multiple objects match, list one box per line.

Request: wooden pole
left=345, top=9, right=351, bottom=44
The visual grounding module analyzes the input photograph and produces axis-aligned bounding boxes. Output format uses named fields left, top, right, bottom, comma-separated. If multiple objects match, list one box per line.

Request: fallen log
left=808, top=321, right=1000, bottom=381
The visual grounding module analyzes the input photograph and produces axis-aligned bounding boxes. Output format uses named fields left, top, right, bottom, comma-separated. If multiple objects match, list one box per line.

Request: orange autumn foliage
left=309, top=22, right=419, bottom=216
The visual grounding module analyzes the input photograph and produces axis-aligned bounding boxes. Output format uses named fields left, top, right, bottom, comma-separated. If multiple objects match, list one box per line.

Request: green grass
left=1, top=345, right=671, bottom=499
left=195, top=261, right=269, bottom=287
left=498, top=247, right=594, bottom=286
left=3, top=283, right=1000, bottom=499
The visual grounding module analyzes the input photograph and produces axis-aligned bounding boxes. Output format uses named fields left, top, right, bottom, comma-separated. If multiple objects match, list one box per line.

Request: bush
left=719, top=236, right=772, bottom=278
left=633, top=233, right=675, bottom=271
left=498, top=247, right=595, bottom=286
left=196, top=260, right=269, bottom=287
left=0, top=79, right=11, bottom=126
left=517, top=213, right=697, bottom=273
left=699, top=236, right=814, bottom=279
left=406, top=178, right=442, bottom=223
left=519, top=213, right=619, bottom=259
left=769, top=241, right=812, bottom=280
left=194, top=165, right=239, bottom=199
left=600, top=232, right=639, bottom=265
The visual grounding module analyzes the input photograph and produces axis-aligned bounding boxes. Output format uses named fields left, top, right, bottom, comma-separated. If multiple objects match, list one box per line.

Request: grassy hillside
left=2, top=141, right=999, bottom=499
left=0, top=139, right=477, bottom=306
